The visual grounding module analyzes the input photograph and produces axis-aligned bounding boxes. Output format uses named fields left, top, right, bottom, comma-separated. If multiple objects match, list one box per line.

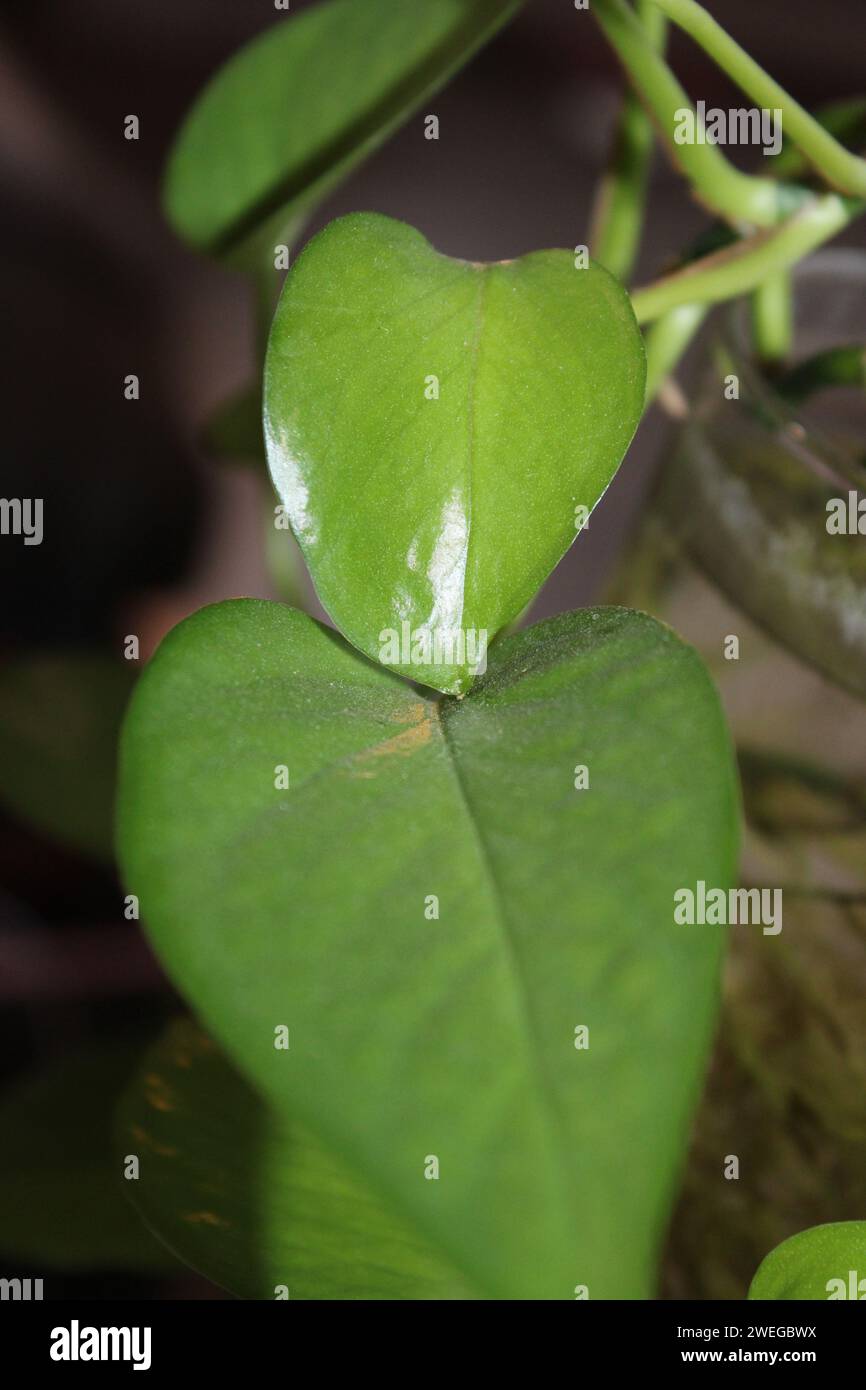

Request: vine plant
left=115, top=0, right=866, bottom=1300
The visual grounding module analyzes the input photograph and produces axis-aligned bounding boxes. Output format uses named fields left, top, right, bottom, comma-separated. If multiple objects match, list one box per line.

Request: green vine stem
left=643, top=302, right=707, bottom=403
left=751, top=269, right=793, bottom=364
left=590, top=86, right=657, bottom=281
left=772, top=98, right=866, bottom=183
left=590, top=2, right=667, bottom=281
left=591, top=0, right=783, bottom=228
left=650, top=0, right=866, bottom=197
left=630, top=194, right=859, bottom=324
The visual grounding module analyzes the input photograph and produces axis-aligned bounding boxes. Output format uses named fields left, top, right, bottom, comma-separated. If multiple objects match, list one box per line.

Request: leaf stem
left=630, top=194, right=859, bottom=324
left=643, top=302, right=707, bottom=402
left=649, top=0, right=866, bottom=197
left=591, top=0, right=782, bottom=228
left=771, top=97, right=866, bottom=183
left=590, top=91, right=656, bottom=281
left=751, top=269, right=793, bottom=364
left=590, top=2, right=667, bottom=281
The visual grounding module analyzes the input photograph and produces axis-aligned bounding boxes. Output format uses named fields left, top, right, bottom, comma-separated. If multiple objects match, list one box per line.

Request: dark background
left=0, top=0, right=864, bottom=1299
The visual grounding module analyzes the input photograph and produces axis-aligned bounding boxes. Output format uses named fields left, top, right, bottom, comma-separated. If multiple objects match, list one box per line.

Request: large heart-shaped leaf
left=117, top=600, right=737, bottom=1299
left=165, top=0, right=522, bottom=260
left=749, top=1223, right=866, bottom=1300
left=117, top=1018, right=474, bottom=1299
left=264, top=214, right=646, bottom=693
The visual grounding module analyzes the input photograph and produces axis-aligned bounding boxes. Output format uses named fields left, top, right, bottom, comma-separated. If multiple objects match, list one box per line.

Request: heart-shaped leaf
left=165, top=0, right=523, bottom=260
left=117, top=599, right=737, bottom=1299
left=749, top=1222, right=866, bottom=1300
left=117, top=1018, right=475, bottom=1299
left=264, top=213, right=646, bottom=693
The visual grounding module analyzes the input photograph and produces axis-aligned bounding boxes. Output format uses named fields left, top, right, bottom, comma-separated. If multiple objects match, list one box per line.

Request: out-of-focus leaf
left=117, top=1018, right=474, bottom=1299
left=165, top=0, right=523, bottom=261
left=0, top=653, right=136, bottom=860
left=0, top=1040, right=176, bottom=1272
left=749, top=1222, right=866, bottom=1299
left=660, top=413, right=866, bottom=699
left=265, top=212, right=645, bottom=694
left=118, top=599, right=737, bottom=1299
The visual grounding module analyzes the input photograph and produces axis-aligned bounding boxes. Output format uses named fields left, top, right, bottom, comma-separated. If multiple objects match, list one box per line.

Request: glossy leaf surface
left=165, top=0, right=522, bottom=258
left=265, top=214, right=645, bottom=693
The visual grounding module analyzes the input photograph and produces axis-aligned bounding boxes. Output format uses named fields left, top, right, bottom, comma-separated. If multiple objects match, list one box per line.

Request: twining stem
left=643, top=302, right=707, bottom=402
left=751, top=270, right=793, bottom=363
left=635, top=0, right=667, bottom=49
left=590, top=2, right=667, bottom=281
left=649, top=0, right=866, bottom=197
left=630, top=194, right=858, bottom=324
left=591, top=0, right=781, bottom=228
left=771, top=98, right=866, bottom=183
left=590, top=90, right=657, bottom=281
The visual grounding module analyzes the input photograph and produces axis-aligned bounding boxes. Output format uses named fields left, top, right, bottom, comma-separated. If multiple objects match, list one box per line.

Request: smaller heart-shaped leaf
left=264, top=213, right=645, bottom=693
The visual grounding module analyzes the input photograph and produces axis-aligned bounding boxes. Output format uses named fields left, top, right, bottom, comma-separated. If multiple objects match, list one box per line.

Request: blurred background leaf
left=165, top=0, right=524, bottom=261
left=0, top=1036, right=177, bottom=1272
left=659, top=413, right=866, bottom=700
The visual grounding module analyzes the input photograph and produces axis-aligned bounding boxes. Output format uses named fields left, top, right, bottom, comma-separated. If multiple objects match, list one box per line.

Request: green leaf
left=264, top=213, right=646, bottom=694
left=0, top=1040, right=177, bottom=1272
left=117, top=599, right=738, bottom=1300
left=0, top=653, right=136, bottom=860
left=117, top=1018, right=475, bottom=1299
left=165, top=0, right=522, bottom=260
left=749, top=1222, right=866, bottom=1300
